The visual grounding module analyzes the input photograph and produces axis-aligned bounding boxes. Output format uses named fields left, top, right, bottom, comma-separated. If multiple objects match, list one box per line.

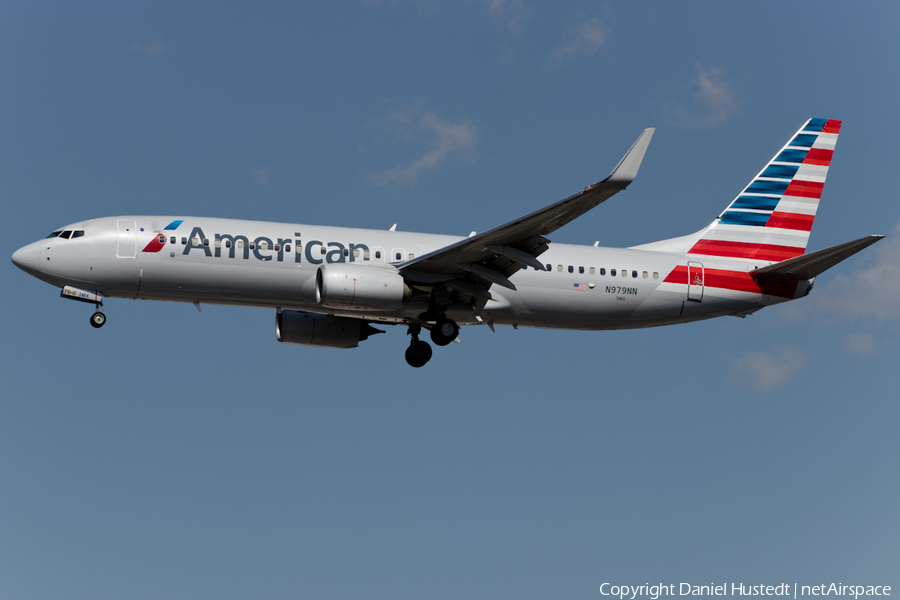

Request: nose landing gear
left=60, top=287, right=107, bottom=329
left=89, top=307, right=106, bottom=328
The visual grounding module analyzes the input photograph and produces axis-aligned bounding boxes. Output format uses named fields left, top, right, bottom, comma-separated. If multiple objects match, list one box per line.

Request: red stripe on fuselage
left=688, top=240, right=804, bottom=262
left=664, top=266, right=798, bottom=299
left=766, top=212, right=815, bottom=231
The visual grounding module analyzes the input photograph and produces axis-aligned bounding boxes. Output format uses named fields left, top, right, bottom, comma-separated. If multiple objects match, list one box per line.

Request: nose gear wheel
left=90, top=311, right=106, bottom=328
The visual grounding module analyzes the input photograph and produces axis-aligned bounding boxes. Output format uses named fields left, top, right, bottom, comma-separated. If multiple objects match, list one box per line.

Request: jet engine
left=276, top=310, right=382, bottom=348
left=315, top=263, right=409, bottom=310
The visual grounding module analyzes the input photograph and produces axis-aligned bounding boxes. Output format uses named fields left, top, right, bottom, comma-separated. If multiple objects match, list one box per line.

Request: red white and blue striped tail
left=687, top=118, right=841, bottom=263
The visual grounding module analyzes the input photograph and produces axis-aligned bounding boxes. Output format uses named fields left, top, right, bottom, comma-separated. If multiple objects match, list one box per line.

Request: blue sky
left=2, top=2, right=898, bottom=599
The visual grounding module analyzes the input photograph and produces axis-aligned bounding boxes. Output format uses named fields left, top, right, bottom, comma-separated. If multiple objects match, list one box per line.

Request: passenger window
left=192, top=237, right=200, bottom=246
left=353, top=248, right=360, bottom=258
left=236, top=240, right=244, bottom=249
left=170, top=236, right=176, bottom=244
left=568, top=265, right=574, bottom=273
left=610, top=269, right=616, bottom=276
left=653, top=272, right=659, bottom=280
left=72, top=231, right=85, bottom=238
left=557, top=265, right=563, bottom=272
left=600, top=268, right=606, bottom=276
left=215, top=239, right=222, bottom=248
left=182, top=237, right=188, bottom=245
left=343, top=248, right=349, bottom=257
left=284, top=244, right=291, bottom=253
left=203, top=238, right=210, bottom=247
left=395, top=251, right=402, bottom=261
left=274, top=244, right=280, bottom=252
left=158, top=234, right=166, bottom=244
left=320, top=246, right=325, bottom=255
left=296, top=245, right=302, bottom=254
left=375, top=250, right=382, bottom=259
left=642, top=271, right=648, bottom=279
left=60, top=231, right=72, bottom=239
left=632, top=270, right=637, bottom=278
left=589, top=267, right=595, bottom=275
left=225, top=240, right=232, bottom=248
left=408, top=253, right=415, bottom=260
left=364, top=250, right=370, bottom=259
left=622, top=269, right=627, bottom=278
left=250, top=242, right=256, bottom=250
left=546, top=264, right=551, bottom=271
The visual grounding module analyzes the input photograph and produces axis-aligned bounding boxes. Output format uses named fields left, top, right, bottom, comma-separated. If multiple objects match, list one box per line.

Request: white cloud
left=666, top=64, right=738, bottom=126
left=817, top=223, right=900, bottom=322
left=253, top=165, right=275, bottom=185
left=129, top=40, right=167, bottom=56
left=731, top=347, right=807, bottom=392
left=487, top=0, right=530, bottom=34
left=845, top=331, right=878, bottom=355
left=549, top=18, right=608, bottom=65
left=368, top=106, right=478, bottom=187
left=694, top=65, right=736, bottom=122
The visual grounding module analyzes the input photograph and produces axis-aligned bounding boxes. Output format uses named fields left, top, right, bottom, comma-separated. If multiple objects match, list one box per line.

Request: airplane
left=11, top=118, right=883, bottom=367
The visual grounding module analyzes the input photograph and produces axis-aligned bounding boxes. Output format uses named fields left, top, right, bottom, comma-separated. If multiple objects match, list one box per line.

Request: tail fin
left=687, top=118, right=841, bottom=263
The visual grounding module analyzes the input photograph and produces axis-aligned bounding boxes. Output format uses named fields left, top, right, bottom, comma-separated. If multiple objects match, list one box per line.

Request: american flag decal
left=573, top=283, right=587, bottom=291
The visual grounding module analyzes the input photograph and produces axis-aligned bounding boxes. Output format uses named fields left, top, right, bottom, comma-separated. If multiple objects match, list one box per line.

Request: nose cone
left=12, top=242, right=41, bottom=276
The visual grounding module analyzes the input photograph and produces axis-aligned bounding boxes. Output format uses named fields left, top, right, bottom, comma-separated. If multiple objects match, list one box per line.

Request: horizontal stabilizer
left=751, top=235, right=884, bottom=283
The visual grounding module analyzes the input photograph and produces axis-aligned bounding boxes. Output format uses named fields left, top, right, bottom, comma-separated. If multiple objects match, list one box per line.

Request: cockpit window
left=47, top=230, right=84, bottom=239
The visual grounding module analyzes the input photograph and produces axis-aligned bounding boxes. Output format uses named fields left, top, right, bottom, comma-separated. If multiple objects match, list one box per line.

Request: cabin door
left=116, top=220, right=137, bottom=258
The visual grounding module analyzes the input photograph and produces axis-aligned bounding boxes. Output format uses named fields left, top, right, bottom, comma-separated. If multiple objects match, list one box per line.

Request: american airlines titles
left=180, top=227, right=373, bottom=265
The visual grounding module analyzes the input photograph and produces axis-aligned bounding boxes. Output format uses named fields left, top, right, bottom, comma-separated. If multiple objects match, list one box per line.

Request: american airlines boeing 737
left=11, top=119, right=883, bottom=367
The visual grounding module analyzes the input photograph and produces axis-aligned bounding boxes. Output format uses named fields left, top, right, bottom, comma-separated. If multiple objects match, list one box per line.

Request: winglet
left=606, top=128, right=655, bottom=185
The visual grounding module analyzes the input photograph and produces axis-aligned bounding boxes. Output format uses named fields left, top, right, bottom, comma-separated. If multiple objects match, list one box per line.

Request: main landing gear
left=405, top=324, right=433, bottom=368
left=429, top=317, right=459, bottom=347
left=404, top=317, right=459, bottom=367
left=89, top=306, right=106, bottom=328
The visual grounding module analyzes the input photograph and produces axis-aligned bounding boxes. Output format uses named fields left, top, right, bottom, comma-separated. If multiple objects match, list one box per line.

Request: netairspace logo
left=599, top=584, right=891, bottom=600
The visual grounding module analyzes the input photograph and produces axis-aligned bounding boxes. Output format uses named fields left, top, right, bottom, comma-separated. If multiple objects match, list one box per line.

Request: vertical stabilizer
left=686, top=118, right=841, bottom=263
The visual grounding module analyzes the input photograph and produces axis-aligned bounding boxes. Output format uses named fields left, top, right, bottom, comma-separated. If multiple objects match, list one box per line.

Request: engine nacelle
left=315, top=263, right=409, bottom=311
left=276, top=310, right=381, bottom=348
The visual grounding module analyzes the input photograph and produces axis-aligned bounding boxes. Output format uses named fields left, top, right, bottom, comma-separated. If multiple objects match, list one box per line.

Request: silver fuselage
left=12, top=216, right=801, bottom=330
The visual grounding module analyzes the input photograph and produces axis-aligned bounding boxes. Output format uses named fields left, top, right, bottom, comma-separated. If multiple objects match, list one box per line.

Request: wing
left=400, top=128, right=655, bottom=302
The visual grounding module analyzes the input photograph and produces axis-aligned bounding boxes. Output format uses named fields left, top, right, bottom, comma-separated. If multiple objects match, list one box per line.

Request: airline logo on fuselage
left=143, top=225, right=374, bottom=265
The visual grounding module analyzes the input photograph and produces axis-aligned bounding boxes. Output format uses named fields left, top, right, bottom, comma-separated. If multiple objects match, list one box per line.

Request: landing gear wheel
left=405, top=340, right=433, bottom=368
left=90, top=311, right=106, bottom=329
left=429, top=318, right=459, bottom=346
